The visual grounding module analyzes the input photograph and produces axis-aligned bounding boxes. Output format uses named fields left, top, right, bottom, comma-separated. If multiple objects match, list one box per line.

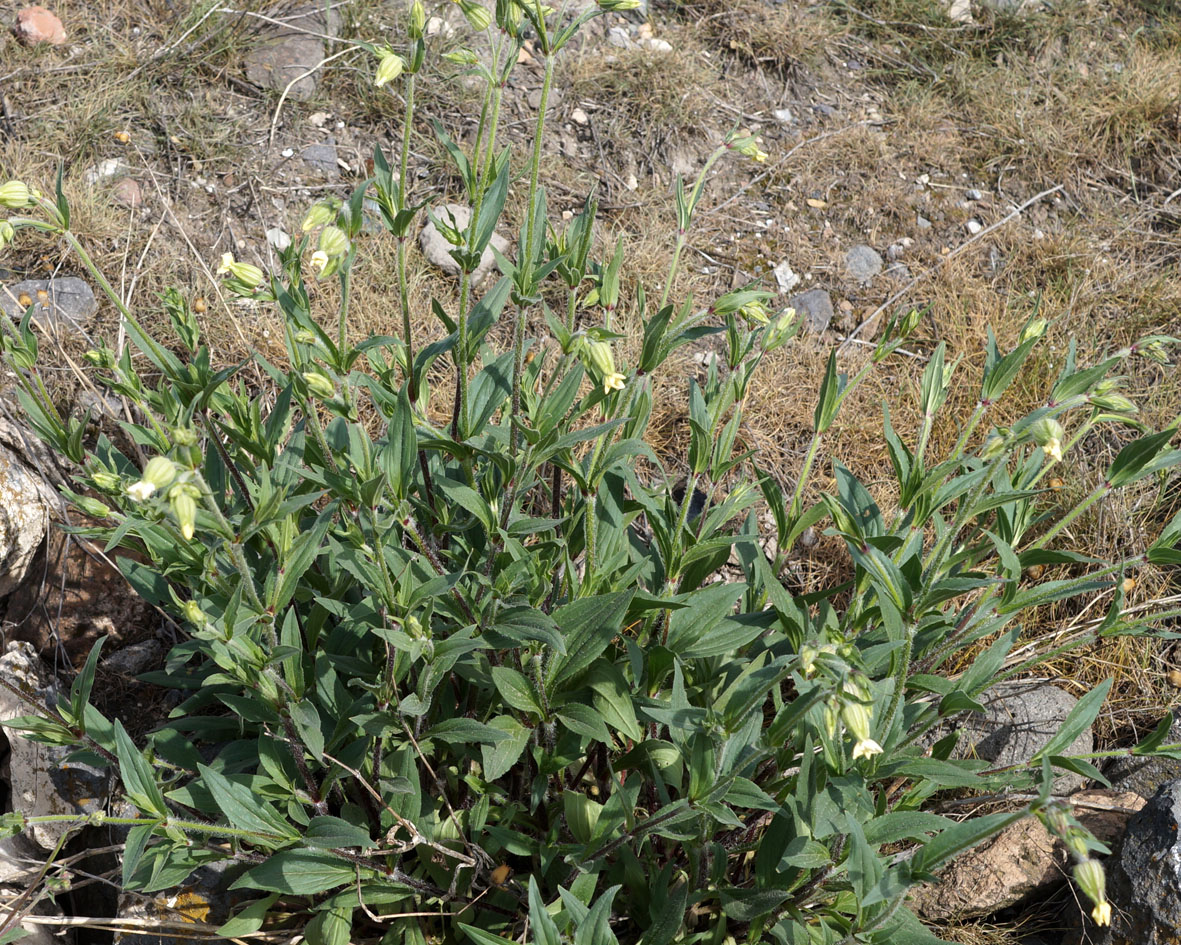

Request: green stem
left=398, top=73, right=419, bottom=402
left=1031, top=482, right=1108, bottom=550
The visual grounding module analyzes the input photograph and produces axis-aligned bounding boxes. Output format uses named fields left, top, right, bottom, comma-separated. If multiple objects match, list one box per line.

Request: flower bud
left=169, top=484, right=199, bottom=541
left=1020, top=317, right=1047, bottom=344
left=1140, top=340, right=1170, bottom=364
left=0, top=220, right=14, bottom=250
left=302, top=370, right=336, bottom=400
left=1030, top=417, right=1065, bottom=463
left=584, top=340, right=617, bottom=379
left=454, top=0, right=492, bottom=31
left=84, top=347, right=117, bottom=369
left=1073, top=859, right=1110, bottom=926
left=980, top=432, right=1008, bottom=461
left=798, top=643, right=818, bottom=677
left=181, top=599, right=208, bottom=628
left=144, top=457, right=177, bottom=490
left=409, top=0, right=426, bottom=37
left=764, top=308, right=798, bottom=350
left=216, top=253, right=265, bottom=288
left=597, top=0, right=642, bottom=8
left=293, top=329, right=319, bottom=345
left=172, top=427, right=198, bottom=448
left=301, top=200, right=337, bottom=232
left=74, top=496, right=112, bottom=518
left=90, top=471, right=121, bottom=492
left=898, top=308, right=922, bottom=337
left=0, top=181, right=32, bottom=209
left=443, top=47, right=481, bottom=66
left=374, top=49, right=406, bottom=87
left=841, top=696, right=873, bottom=744
left=318, top=225, right=350, bottom=259
left=1090, top=392, right=1136, bottom=413
left=724, top=129, right=768, bottom=163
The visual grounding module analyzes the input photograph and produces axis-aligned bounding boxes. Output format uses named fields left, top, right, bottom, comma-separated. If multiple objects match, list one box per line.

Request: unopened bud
left=1020, top=317, right=1047, bottom=344
left=0, top=220, right=14, bottom=249
left=454, top=0, right=492, bottom=31
left=216, top=253, right=265, bottom=288
left=302, top=371, right=336, bottom=400
left=409, top=0, right=426, bottom=37
left=181, top=600, right=208, bottom=627
left=318, top=225, right=350, bottom=259
left=0, top=181, right=32, bottom=209
left=374, top=49, right=405, bottom=87
left=301, top=200, right=337, bottom=232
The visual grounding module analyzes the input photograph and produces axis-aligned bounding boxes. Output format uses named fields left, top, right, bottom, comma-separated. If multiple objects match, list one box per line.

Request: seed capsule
left=1026, top=564, right=1046, bottom=580
left=193, top=297, right=207, bottom=313
left=1121, top=577, right=1136, bottom=594
left=17, top=293, right=32, bottom=307
left=114, top=130, right=131, bottom=144
left=1049, top=477, right=1064, bottom=492
left=1167, top=670, right=1181, bottom=689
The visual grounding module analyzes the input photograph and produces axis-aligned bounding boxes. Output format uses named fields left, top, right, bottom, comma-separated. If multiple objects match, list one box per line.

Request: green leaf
left=587, top=662, right=642, bottom=742
left=548, top=590, right=635, bottom=691
left=1106, top=428, right=1180, bottom=487
left=480, top=716, right=531, bottom=781
left=425, top=717, right=511, bottom=745
left=231, top=850, right=368, bottom=895
left=114, top=720, right=169, bottom=818
left=304, top=816, right=377, bottom=850
left=68, top=637, right=106, bottom=726
left=216, top=895, right=280, bottom=938
left=490, top=666, right=543, bottom=715
left=777, top=837, right=832, bottom=869
left=529, top=876, right=562, bottom=945
left=813, top=351, right=843, bottom=433
left=1034, top=678, right=1112, bottom=761
left=719, top=887, right=789, bottom=923
left=555, top=703, right=613, bottom=743
left=196, top=765, right=298, bottom=843
left=642, top=878, right=687, bottom=945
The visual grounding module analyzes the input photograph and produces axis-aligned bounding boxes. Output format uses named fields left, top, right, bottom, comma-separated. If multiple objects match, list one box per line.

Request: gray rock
left=100, top=639, right=163, bottom=677
left=0, top=277, right=99, bottom=331
left=788, top=288, right=834, bottom=334
left=244, top=6, right=341, bottom=101
left=0, top=439, right=54, bottom=598
left=301, top=138, right=339, bottom=176
left=773, top=107, right=794, bottom=124
left=419, top=203, right=510, bottom=288
left=916, top=214, right=932, bottom=229
left=1106, top=717, right=1181, bottom=799
left=0, top=642, right=110, bottom=851
left=1097, top=779, right=1181, bottom=944
left=773, top=260, right=800, bottom=294
left=844, top=245, right=883, bottom=283
left=607, top=26, right=634, bottom=48
left=954, top=679, right=1093, bottom=794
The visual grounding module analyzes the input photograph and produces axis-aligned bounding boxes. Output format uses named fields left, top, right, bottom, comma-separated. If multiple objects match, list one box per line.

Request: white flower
left=1092, top=901, right=1111, bottom=926
left=852, top=739, right=883, bottom=760
left=1044, top=437, right=1063, bottom=463
left=603, top=372, right=626, bottom=394
left=311, top=250, right=329, bottom=274
left=216, top=252, right=235, bottom=276
left=126, top=479, right=156, bottom=502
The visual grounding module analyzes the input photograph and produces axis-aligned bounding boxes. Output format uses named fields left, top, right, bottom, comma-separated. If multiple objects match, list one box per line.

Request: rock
left=114, top=860, right=243, bottom=945
left=966, top=219, right=984, bottom=235
left=886, top=263, right=910, bottom=281
left=112, top=178, right=143, bottom=208
left=0, top=277, right=99, bottom=331
left=419, top=203, right=510, bottom=288
left=916, top=214, right=932, bottom=230
left=13, top=6, right=65, bottom=45
left=1106, top=717, right=1181, bottom=799
left=966, top=188, right=984, bottom=201
left=788, top=288, right=834, bottom=334
left=244, top=5, right=340, bottom=101
left=425, top=15, right=454, bottom=38
left=773, top=260, right=800, bottom=294
left=773, top=108, right=794, bottom=124
left=1097, top=779, right=1181, bottom=944
left=607, top=26, right=633, bottom=48
left=639, top=37, right=672, bottom=52
left=910, top=790, right=1145, bottom=921
left=266, top=227, right=292, bottom=252
left=571, top=107, right=589, bottom=125
left=947, top=0, right=974, bottom=21
left=100, top=639, right=163, bottom=677
left=0, top=431, right=55, bottom=599
left=844, top=245, right=883, bottom=283
left=0, top=642, right=110, bottom=850
left=301, top=138, right=339, bottom=176
left=83, top=158, right=126, bottom=186
left=955, top=679, right=1094, bottom=793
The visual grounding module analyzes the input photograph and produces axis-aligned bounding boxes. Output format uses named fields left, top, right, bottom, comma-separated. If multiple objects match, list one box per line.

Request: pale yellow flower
left=603, top=372, right=626, bottom=394
left=852, top=739, right=883, bottom=760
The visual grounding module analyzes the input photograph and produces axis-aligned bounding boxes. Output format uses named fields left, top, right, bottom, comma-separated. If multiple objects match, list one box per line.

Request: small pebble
left=966, top=220, right=984, bottom=235
left=14, top=5, right=65, bottom=45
